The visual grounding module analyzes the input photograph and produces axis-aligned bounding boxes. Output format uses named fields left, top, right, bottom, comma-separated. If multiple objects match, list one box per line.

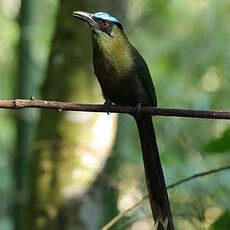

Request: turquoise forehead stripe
left=93, top=12, right=121, bottom=24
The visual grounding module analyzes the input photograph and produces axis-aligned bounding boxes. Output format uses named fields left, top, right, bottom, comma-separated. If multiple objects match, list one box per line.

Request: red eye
left=100, top=21, right=110, bottom=30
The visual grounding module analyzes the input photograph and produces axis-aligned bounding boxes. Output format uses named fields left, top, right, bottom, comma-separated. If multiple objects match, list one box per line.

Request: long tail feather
left=134, top=115, right=174, bottom=230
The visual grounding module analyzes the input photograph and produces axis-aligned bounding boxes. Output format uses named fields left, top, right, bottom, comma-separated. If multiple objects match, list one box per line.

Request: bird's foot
left=103, top=100, right=112, bottom=115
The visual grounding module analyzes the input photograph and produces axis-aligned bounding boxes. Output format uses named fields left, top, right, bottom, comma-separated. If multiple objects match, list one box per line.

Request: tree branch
left=0, top=99, right=230, bottom=119
left=167, top=165, right=230, bottom=189
left=102, top=165, right=230, bottom=230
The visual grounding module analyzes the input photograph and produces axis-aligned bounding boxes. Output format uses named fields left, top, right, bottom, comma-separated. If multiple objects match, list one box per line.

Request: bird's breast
left=93, top=51, right=132, bottom=91
left=103, top=39, right=133, bottom=77
left=92, top=35, right=147, bottom=105
left=93, top=33, right=134, bottom=77
left=93, top=38, right=134, bottom=90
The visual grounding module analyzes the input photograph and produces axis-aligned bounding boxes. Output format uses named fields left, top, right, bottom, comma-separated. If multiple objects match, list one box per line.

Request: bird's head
left=72, top=11, right=123, bottom=38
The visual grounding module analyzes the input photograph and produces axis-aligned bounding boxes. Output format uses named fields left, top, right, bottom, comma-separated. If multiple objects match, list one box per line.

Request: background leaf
left=211, top=211, right=230, bottom=230
left=204, top=128, right=230, bottom=153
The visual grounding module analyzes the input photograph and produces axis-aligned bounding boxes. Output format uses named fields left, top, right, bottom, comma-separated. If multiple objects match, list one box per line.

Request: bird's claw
left=103, top=100, right=112, bottom=115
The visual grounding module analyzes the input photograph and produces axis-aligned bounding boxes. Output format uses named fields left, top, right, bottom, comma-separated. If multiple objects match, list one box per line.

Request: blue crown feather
left=93, top=12, right=121, bottom=25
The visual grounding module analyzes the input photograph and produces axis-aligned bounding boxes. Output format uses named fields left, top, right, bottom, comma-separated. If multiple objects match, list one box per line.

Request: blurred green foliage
left=204, top=128, right=230, bottom=153
left=14, top=1, right=59, bottom=230
left=0, top=0, right=19, bottom=229
left=0, top=0, right=230, bottom=229
left=211, top=211, right=230, bottom=230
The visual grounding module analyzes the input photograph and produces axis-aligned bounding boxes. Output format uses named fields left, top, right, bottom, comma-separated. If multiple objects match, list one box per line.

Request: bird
left=73, top=11, right=174, bottom=229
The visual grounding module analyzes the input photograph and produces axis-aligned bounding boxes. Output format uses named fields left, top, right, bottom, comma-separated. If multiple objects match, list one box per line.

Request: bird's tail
left=134, top=115, right=174, bottom=230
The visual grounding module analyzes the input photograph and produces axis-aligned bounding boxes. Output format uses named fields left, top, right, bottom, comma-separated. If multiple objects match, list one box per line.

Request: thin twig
left=1, top=99, right=230, bottom=119
left=167, top=165, right=230, bottom=189
left=102, top=165, right=230, bottom=230
left=102, top=200, right=142, bottom=230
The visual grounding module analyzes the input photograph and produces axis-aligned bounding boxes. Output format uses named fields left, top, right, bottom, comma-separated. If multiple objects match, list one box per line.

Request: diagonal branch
left=167, top=165, right=230, bottom=189
left=102, top=165, right=230, bottom=230
left=0, top=98, right=230, bottom=119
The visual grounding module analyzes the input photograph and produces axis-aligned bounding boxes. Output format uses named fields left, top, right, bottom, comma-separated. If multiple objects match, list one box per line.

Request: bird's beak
left=72, top=11, right=100, bottom=30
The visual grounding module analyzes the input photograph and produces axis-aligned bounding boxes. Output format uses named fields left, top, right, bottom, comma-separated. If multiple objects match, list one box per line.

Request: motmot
left=73, top=11, right=174, bottom=229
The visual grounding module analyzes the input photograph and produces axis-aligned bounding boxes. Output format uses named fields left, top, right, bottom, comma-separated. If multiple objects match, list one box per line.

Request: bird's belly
left=96, top=72, right=151, bottom=106
left=93, top=54, right=152, bottom=106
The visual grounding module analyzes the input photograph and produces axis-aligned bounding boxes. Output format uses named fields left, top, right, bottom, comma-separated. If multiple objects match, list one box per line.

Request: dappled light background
left=0, top=0, right=230, bottom=229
